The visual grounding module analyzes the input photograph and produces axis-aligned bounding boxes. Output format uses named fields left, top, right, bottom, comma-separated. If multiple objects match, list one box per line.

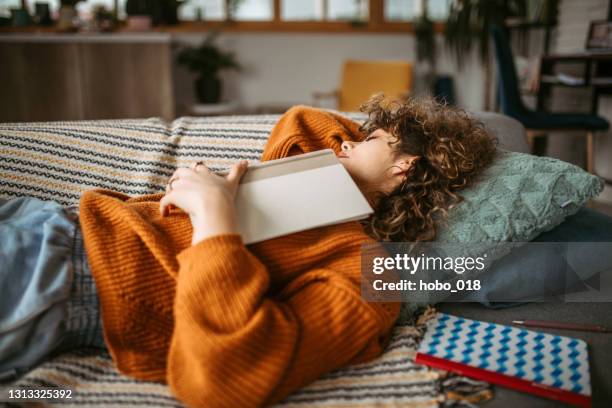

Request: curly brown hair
left=358, top=93, right=497, bottom=242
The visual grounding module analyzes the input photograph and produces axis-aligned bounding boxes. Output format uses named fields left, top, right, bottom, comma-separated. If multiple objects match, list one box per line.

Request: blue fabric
left=61, top=206, right=106, bottom=352
left=459, top=208, right=612, bottom=307
left=0, top=197, right=104, bottom=382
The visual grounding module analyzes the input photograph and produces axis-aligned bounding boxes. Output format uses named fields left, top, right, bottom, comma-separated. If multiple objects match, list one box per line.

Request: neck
left=360, top=180, right=395, bottom=210
left=363, top=189, right=384, bottom=210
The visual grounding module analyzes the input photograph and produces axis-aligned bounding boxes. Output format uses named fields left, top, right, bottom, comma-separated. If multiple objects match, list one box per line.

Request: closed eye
left=365, top=134, right=376, bottom=142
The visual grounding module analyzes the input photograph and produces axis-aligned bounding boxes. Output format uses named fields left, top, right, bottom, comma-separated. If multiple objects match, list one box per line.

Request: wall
left=172, top=32, right=487, bottom=114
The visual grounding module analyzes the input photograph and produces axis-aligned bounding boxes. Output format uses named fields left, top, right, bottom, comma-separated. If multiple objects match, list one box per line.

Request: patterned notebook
left=416, top=313, right=591, bottom=407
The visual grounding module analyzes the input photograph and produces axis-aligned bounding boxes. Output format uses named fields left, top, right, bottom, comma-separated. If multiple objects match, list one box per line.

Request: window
left=180, top=0, right=272, bottom=22
left=281, top=0, right=321, bottom=21
left=385, top=0, right=419, bottom=21
left=427, top=0, right=451, bottom=21
left=385, top=0, right=450, bottom=22
left=281, top=0, right=367, bottom=22
left=1, top=0, right=60, bottom=19
left=2, top=0, right=452, bottom=32
left=76, top=0, right=126, bottom=20
left=180, top=0, right=224, bottom=21
left=328, top=0, right=368, bottom=21
left=4, top=0, right=126, bottom=21
left=1, top=0, right=23, bottom=18
left=233, top=0, right=273, bottom=21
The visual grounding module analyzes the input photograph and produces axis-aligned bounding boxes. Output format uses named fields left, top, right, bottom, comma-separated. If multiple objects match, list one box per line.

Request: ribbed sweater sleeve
left=261, top=105, right=365, bottom=161
left=167, top=233, right=398, bottom=408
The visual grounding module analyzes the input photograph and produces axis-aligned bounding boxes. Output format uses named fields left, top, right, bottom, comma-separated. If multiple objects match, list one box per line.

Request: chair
left=490, top=25, right=609, bottom=173
left=313, top=60, right=413, bottom=112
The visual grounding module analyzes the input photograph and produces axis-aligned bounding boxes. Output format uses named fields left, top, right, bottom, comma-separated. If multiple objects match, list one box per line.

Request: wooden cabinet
left=0, top=35, right=175, bottom=122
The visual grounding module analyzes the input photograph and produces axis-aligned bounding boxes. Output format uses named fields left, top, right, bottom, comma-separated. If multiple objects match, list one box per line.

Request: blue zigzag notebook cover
left=416, top=313, right=591, bottom=407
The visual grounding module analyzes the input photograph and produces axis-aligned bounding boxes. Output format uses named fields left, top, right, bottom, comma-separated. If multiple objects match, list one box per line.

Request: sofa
left=1, top=110, right=611, bottom=407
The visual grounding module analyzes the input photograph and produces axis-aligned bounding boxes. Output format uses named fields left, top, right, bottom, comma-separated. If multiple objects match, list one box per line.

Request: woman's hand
left=160, top=160, right=249, bottom=245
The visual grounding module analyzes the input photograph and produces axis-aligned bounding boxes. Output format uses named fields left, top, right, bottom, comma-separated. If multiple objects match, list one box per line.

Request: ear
left=391, top=155, right=419, bottom=176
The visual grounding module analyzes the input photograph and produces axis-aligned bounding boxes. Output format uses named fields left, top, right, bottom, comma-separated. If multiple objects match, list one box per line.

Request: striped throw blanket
left=0, top=114, right=461, bottom=407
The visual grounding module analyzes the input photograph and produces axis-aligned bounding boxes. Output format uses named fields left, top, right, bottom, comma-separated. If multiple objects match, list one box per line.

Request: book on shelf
left=540, top=73, right=585, bottom=86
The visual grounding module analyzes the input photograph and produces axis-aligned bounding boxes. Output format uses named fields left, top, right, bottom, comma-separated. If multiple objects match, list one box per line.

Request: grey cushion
left=471, top=111, right=530, bottom=153
left=457, top=208, right=612, bottom=306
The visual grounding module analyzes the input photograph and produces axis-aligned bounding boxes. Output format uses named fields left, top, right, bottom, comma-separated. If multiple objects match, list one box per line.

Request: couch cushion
left=436, top=149, right=603, bottom=259
left=456, top=207, right=612, bottom=306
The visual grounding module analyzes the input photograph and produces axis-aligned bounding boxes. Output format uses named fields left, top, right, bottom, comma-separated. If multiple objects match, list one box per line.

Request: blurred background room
left=1, top=0, right=612, bottom=210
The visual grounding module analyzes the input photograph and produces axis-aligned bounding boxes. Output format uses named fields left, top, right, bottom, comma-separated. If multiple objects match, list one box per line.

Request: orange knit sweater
left=79, top=106, right=401, bottom=408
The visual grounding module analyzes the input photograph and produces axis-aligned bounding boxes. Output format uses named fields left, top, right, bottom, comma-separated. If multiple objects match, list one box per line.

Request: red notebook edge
left=415, top=353, right=591, bottom=408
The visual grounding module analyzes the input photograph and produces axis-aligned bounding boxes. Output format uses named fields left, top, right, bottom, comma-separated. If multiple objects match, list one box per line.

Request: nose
left=341, top=140, right=354, bottom=151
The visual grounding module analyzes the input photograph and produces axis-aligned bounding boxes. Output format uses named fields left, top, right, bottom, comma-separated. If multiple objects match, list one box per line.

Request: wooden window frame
left=0, top=0, right=446, bottom=34
left=153, top=0, right=445, bottom=34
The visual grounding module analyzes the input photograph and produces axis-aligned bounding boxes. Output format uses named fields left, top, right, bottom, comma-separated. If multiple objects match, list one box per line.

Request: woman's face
left=337, top=128, right=418, bottom=199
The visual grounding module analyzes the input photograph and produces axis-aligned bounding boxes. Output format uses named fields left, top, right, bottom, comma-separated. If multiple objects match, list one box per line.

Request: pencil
left=512, top=319, right=611, bottom=333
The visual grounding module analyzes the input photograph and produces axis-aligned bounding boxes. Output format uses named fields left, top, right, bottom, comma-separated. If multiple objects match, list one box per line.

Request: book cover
left=235, top=149, right=373, bottom=244
left=416, top=313, right=591, bottom=407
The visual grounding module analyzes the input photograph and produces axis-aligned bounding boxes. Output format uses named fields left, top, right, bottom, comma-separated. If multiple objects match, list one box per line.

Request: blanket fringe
left=404, top=305, right=438, bottom=331
left=441, top=375, right=493, bottom=408
left=416, top=305, right=438, bottom=326
left=409, top=306, right=494, bottom=408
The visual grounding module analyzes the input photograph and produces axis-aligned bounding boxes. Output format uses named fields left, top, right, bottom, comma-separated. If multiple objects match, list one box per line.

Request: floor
left=591, top=200, right=612, bottom=217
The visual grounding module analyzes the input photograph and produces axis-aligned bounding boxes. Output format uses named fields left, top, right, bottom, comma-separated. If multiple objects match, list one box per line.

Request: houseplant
left=413, top=0, right=437, bottom=93
left=414, top=0, right=436, bottom=67
left=177, top=31, right=242, bottom=104
left=225, top=0, right=246, bottom=21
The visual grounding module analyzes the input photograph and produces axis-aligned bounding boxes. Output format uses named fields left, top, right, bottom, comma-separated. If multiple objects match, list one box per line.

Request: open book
left=233, top=149, right=373, bottom=244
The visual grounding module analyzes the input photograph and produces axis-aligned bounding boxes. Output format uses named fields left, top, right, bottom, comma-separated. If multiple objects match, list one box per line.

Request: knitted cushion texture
left=436, top=149, right=603, bottom=253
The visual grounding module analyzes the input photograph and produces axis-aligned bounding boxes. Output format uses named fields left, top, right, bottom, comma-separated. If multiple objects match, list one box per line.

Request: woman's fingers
left=159, top=192, right=174, bottom=217
left=226, top=160, right=249, bottom=187
left=161, top=160, right=248, bottom=218
left=165, top=175, right=179, bottom=193
left=191, top=161, right=210, bottom=173
left=173, top=167, right=195, bottom=177
left=166, top=166, right=205, bottom=192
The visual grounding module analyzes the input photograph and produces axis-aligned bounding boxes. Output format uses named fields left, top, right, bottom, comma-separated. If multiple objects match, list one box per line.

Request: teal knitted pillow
left=436, top=149, right=604, bottom=250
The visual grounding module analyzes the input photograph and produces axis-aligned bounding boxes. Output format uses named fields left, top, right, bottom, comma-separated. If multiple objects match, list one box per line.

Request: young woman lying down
left=0, top=94, right=496, bottom=407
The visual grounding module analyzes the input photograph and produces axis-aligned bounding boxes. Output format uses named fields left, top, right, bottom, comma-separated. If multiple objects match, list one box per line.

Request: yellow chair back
left=339, top=60, right=413, bottom=112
